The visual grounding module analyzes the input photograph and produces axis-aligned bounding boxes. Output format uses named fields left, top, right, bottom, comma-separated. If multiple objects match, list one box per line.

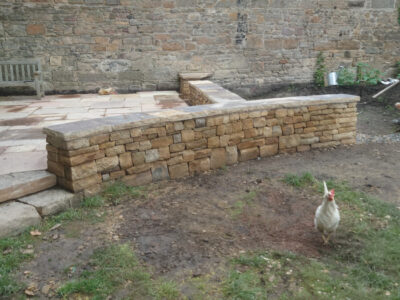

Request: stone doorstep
left=0, top=202, right=41, bottom=238
left=0, top=188, right=82, bottom=238
left=18, top=188, right=82, bottom=217
left=0, top=170, right=57, bottom=203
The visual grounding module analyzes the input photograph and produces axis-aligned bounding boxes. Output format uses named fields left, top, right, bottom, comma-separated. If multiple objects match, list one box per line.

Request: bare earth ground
left=14, top=102, right=400, bottom=299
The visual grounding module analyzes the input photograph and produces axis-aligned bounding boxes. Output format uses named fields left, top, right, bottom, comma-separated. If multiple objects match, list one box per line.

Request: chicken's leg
left=321, top=234, right=328, bottom=245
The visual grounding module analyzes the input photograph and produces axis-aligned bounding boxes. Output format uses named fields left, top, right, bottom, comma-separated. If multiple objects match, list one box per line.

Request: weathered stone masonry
left=0, top=0, right=399, bottom=94
left=44, top=81, right=359, bottom=194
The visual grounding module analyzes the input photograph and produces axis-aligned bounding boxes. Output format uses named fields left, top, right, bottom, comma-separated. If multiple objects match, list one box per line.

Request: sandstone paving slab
left=18, top=188, right=81, bottom=217
left=0, top=170, right=56, bottom=202
left=0, top=201, right=41, bottom=238
left=0, top=151, right=47, bottom=176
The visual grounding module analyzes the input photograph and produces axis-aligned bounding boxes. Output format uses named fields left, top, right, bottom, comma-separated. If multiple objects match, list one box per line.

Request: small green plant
left=314, top=52, right=326, bottom=87
left=337, top=66, right=356, bottom=85
left=283, top=172, right=315, bottom=187
left=356, top=62, right=382, bottom=85
left=396, top=61, right=400, bottom=78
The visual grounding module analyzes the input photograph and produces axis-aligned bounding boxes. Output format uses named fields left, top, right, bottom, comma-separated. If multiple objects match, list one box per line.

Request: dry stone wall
left=44, top=81, right=359, bottom=194
left=0, top=0, right=399, bottom=94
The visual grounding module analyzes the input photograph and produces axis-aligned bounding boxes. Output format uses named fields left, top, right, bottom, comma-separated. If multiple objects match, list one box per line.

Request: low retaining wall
left=44, top=81, right=359, bottom=194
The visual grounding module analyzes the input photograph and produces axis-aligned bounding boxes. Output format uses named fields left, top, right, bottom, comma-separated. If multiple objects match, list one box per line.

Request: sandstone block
left=226, top=146, right=238, bottom=165
left=96, top=156, right=119, bottom=172
left=0, top=202, right=41, bottom=238
left=59, top=174, right=101, bottom=192
left=173, top=133, right=182, bottom=143
left=158, top=147, right=171, bottom=160
left=99, top=141, right=115, bottom=150
left=239, top=147, right=259, bottom=162
left=182, top=150, right=195, bottom=161
left=127, top=163, right=152, bottom=174
left=275, top=109, right=288, bottom=118
left=195, top=118, right=206, bottom=128
left=174, top=122, right=184, bottom=131
left=145, top=149, right=159, bottom=163
left=333, top=132, right=355, bottom=140
left=242, top=119, right=253, bottom=129
left=189, top=158, right=210, bottom=174
left=186, top=139, right=207, bottom=150
left=279, top=135, right=301, bottom=149
left=184, top=120, right=195, bottom=129
left=181, top=130, right=195, bottom=142
left=110, top=130, right=130, bottom=141
left=170, top=143, right=185, bottom=153
left=130, top=128, right=142, bottom=137
left=110, top=170, right=126, bottom=180
left=260, top=144, right=278, bottom=157
left=297, top=145, right=311, bottom=152
left=132, top=151, right=145, bottom=165
left=151, top=162, right=170, bottom=181
left=0, top=171, right=56, bottom=203
left=282, top=125, right=294, bottom=136
left=151, top=136, right=173, bottom=148
left=169, top=163, right=189, bottom=179
left=122, top=171, right=153, bottom=186
left=119, top=152, right=133, bottom=169
left=210, top=148, right=226, bottom=169
left=272, top=126, right=282, bottom=136
left=167, top=155, right=184, bottom=166
left=238, top=139, right=265, bottom=150
left=66, top=161, right=97, bottom=181
left=208, top=136, right=220, bottom=148
left=48, top=160, right=65, bottom=177
left=195, top=149, right=211, bottom=159
left=105, top=145, right=125, bottom=157
left=126, top=142, right=139, bottom=151
left=26, top=24, right=45, bottom=35
left=19, top=188, right=80, bottom=217
left=139, top=140, right=152, bottom=151
left=300, top=137, right=319, bottom=145
left=253, top=117, right=267, bottom=128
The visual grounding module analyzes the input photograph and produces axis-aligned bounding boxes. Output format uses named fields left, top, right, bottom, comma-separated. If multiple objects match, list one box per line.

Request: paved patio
left=0, top=91, right=187, bottom=175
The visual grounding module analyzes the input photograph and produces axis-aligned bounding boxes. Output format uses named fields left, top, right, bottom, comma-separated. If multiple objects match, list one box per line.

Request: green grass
left=0, top=181, right=145, bottom=297
left=58, top=243, right=181, bottom=300
left=224, top=174, right=400, bottom=299
left=283, top=172, right=314, bottom=187
left=231, top=190, right=257, bottom=218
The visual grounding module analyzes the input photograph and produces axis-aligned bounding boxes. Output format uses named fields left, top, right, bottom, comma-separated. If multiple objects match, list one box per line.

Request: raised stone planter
left=43, top=81, right=359, bottom=195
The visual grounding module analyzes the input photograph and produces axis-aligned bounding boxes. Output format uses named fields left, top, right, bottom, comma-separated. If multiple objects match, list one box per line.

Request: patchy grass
left=58, top=243, right=182, bottom=300
left=231, top=190, right=257, bottom=218
left=0, top=181, right=145, bottom=298
left=102, top=181, right=146, bottom=205
left=283, top=172, right=314, bottom=187
left=223, top=174, right=400, bottom=299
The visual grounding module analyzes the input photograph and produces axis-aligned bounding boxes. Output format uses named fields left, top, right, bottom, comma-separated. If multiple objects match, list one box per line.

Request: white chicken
left=314, top=181, right=340, bottom=244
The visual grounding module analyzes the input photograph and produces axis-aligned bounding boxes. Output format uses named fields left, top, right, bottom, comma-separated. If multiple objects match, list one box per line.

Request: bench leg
left=34, top=76, right=41, bottom=99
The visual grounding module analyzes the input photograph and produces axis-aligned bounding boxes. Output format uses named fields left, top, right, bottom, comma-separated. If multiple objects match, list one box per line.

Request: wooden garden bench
left=0, top=59, right=44, bottom=99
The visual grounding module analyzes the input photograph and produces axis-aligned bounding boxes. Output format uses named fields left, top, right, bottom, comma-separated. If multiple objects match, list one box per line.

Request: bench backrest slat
left=0, top=61, right=41, bottom=82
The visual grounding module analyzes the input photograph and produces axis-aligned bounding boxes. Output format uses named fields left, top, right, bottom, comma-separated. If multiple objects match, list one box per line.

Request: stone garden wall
left=0, top=0, right=399, bottom=94
left=44, top=81, right=359, bottom=194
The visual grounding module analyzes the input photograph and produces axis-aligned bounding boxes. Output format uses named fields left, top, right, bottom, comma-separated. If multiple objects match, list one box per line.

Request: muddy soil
left=15, top=101, right=400, bottom=299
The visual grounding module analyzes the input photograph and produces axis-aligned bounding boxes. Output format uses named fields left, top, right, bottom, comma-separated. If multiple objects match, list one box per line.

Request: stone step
left=18, top=188, right=81, bottom=217
left=0, top=188, right=82, bottom=238
left=0, top=170, right=57, bottom=203
left=0, top=202, right=41, bottom=237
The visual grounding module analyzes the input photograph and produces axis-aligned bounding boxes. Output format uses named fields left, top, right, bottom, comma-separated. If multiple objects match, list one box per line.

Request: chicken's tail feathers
left=323, top=181, right=328, bottom=195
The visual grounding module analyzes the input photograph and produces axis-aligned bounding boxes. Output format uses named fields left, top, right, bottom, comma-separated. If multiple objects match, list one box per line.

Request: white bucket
left=328, top=72, right=338, bottom=86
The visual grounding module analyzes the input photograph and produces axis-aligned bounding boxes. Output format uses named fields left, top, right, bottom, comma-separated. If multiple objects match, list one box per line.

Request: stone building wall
left=0, top=0, right=399, bottom=94
left=44, top=80, right=359, bottom=195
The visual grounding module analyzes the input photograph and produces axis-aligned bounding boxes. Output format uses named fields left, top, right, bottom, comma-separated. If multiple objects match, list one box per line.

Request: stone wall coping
left=179, top=72, right=213, bottom=80
left=43, top=82, right=359, bottom=141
